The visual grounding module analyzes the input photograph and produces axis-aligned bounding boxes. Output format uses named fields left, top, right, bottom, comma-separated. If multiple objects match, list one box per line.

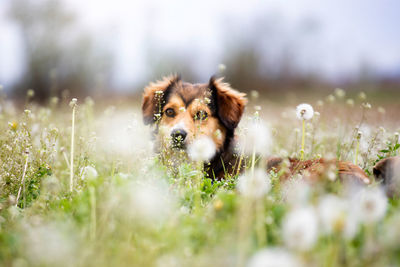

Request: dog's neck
left=206, top=134, right=242, bottom=180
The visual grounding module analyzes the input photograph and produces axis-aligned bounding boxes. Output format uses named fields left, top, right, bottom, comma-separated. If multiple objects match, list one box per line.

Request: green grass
left=0, top=91, right=399, bottom=267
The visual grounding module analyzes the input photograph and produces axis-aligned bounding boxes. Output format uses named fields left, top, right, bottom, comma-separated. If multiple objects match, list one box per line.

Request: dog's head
left=142, top=75, right=247, bottom=156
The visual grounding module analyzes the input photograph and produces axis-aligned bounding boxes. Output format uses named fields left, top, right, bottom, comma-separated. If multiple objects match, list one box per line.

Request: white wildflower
left=362, top=102, right=371, bottom=109
left=283, top=207, right=318, bottom=251
left=327, top=94, right=336, bottom=103
left=296, top=104, right=314, bottom=120
left=346, top=99, right=354, bottom=107
left=250, top=90, right=259, bottom=99
left=69, top=98, right=77, bottom=108
left=334, top=88, right=345, bottom=98
left=354, top=187, right=387, bottom=224
left=27, top=89, right=35, bottom=98
left=237, top=169, right=271, bottom=198
left=218, top=63, right=226, bottom=73
left=358, top=91, right=367, bottom=101
left=188, top=136, right=216, bottom=162
left=247, top=248, right=301, bottom=267
left=377, top=107, right=386, bottom=114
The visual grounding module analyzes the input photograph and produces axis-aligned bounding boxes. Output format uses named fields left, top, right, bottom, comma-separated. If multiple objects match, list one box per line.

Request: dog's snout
left=171, top=129, right=187, bottom=142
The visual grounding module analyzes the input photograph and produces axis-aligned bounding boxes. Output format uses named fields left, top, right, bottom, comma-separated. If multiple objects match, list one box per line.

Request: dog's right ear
left=142, top=75, right=180, bottom=125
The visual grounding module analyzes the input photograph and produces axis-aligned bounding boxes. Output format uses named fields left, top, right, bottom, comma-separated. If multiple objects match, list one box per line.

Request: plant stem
left=70, top=104, right=76, bottom=192
left=16, top=153, right=29, bottom=207
left=355, top=138, right=360, bottom=165
left=301, top=119, right=305, bottom=160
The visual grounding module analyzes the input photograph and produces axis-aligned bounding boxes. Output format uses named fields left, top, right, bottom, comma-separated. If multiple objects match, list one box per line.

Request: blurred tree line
left=7, top=0, right=399, bottom=101
left=9, top=0, right=112, bottom=101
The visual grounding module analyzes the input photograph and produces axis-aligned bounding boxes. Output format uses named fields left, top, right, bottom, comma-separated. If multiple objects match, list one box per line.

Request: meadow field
left=0, top=88, right=399, bottom=267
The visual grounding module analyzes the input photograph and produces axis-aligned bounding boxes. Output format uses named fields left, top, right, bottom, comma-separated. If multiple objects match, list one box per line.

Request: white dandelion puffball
left=283, top=207, right=319, bottom=251
left=188, top=136, right=216, bottom=162
left=354, top=187, right=388, bottom=224
left=281, top=179, right=311, bottom=208
left=296, top=104, right=314, bottom=120
left=240, top=120, right=272, bottom=157
left=318, top=195, right=359, bottom=239
left=82, top=166, right=98, bottom=181
left=125, top=180, right=175, bottom=223
left=247, top=248, right=301, bottom=267
left=23, top=223, right=76, bottom=266
left=237, top=169, right=271, bottom=198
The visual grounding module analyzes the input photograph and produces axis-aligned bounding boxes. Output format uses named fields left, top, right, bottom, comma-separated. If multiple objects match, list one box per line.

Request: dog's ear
left=142, top=75, right=180, bottom=125
left=209, top=76, right=247, bottom=130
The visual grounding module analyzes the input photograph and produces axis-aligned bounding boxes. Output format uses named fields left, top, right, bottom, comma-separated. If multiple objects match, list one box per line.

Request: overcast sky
left=0, top=0, right=399, bottom=90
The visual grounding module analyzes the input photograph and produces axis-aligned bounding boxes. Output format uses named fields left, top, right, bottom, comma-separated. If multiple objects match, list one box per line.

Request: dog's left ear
left=209, top=77, right=247, bottom=130
left=142, top=75, right=180, bottom=125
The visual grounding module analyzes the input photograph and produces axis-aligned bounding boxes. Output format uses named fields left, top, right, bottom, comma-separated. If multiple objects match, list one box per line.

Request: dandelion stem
left=70, top=102, right=76, bottom=192
left=16, top=153, right=29, bottom=207
left=301, top=119, right=305, bottom=160
left=251, top=146, right=256, bottom=177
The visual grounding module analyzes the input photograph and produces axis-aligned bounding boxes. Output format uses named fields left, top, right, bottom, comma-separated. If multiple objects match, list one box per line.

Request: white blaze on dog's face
left=142, top=75, right=247, bottom=157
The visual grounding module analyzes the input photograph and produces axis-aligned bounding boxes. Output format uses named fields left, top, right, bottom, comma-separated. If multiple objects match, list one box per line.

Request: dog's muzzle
left=171, top=128, right=187, bottom=148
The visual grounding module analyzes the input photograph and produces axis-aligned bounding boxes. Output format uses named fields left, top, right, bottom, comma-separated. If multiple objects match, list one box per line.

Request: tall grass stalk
left=301, top=119, right=305, bottom=160
left=16, top=151, right=29, bottom=207
left=69, top=98, right=77, bottom=192
left=355, top=132, right=362, bottom=165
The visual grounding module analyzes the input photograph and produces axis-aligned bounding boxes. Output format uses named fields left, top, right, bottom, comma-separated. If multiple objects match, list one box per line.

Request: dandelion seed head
left=247, top=248, right=301, bottom=267
left=237, top=169, right=271, bottom=198
left=239, top=119, right=272, bottom=157
left=296, top=103, right=314, bottom=120
left=188, top=136, right=216, bottom=162
left=82, top=166, right=98, bottom=181
left=23, top=223, right=76, bottom=266
left=283, top=207, right=318, bottom=251
left=354, top=187, right=387, bottom=224
left=318, top=195, right=358, bottom=239
left=69, top=98, right=78, bottom=108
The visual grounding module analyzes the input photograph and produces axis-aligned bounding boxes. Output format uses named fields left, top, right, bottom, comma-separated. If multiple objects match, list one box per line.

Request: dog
left=142, top=75, right=246, bottom=179
left=373, top=156, right=400, bottom=197
left=141, top=75, right=371, bottom=184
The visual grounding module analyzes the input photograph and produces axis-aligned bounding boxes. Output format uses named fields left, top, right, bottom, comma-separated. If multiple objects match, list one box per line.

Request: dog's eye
left=195, top=110, right=208, bottom=120
left=165, top=108, right=175, bottom=117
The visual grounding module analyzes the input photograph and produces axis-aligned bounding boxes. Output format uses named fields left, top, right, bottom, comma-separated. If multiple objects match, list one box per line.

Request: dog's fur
left=142, top=75, right=246, bottom=178
left=373, top=156, right=400, bottom=197
left=142, top=75, right=371, bottom=184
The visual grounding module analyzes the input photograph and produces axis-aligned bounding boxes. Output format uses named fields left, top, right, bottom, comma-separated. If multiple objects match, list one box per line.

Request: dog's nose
left=171, top=129, right=187, bottom=142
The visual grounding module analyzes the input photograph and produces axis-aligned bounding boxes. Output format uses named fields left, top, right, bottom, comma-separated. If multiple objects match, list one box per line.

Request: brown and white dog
left=142, top=75, right=371, bottom=184
left=142, top=75, right=246, bottom=179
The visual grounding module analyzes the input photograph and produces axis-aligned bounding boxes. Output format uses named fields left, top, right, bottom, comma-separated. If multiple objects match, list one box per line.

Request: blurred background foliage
left=1, top=0, right=399, bottom=101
